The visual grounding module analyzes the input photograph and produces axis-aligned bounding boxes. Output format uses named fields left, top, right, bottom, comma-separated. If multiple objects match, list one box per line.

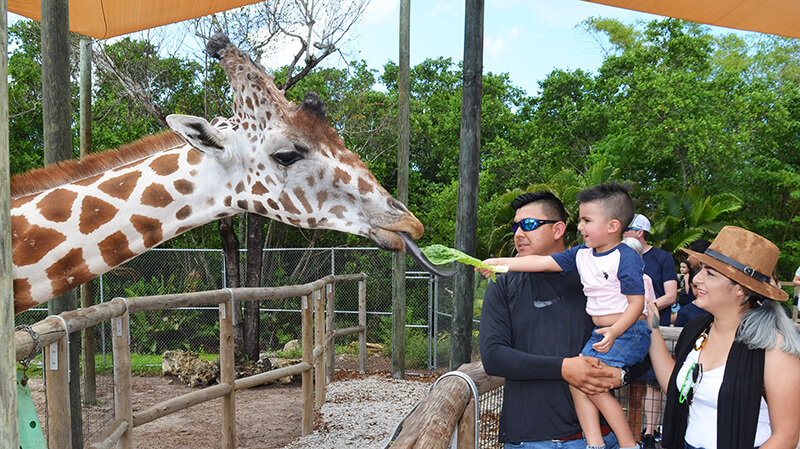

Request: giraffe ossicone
left=10, top=33, right=437, bottom=315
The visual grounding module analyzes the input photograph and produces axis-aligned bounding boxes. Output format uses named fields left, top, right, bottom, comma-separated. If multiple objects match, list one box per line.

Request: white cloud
left=363, top=0, right=400, bottom=25
left=485, top=27, right=520, bottom=58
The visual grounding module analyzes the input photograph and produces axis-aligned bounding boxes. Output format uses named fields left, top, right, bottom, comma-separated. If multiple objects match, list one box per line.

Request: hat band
left=704, top=249, right=770, bottom=284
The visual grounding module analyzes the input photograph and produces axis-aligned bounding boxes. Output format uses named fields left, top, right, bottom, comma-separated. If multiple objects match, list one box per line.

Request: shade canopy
left=585, top=0, right=800, bottom=39
left=8, top=0, right=262, bottom=39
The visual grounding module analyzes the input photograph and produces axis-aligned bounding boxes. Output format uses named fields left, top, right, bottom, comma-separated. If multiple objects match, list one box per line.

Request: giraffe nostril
left=388, top=198, right=408, bottom=213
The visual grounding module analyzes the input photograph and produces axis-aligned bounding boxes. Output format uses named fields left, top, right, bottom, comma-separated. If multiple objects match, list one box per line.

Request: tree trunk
left=244, top=213, right=265, bottom=361
left=218, top=216, right=244, bottom=353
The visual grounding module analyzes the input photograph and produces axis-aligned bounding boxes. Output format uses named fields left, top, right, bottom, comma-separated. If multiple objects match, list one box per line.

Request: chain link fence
left=15, top=247, right=466, bottom=446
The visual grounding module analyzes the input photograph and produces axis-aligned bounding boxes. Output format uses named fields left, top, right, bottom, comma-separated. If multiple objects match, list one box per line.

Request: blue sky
left=338, top=0, right=760, bottom=95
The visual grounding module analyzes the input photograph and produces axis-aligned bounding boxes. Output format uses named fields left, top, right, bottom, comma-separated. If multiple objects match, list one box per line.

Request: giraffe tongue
left=398, top=232, right=457, bottom=278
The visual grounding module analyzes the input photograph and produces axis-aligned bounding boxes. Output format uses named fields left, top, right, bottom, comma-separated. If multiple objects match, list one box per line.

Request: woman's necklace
left=694, top=322, right=713, bottom=351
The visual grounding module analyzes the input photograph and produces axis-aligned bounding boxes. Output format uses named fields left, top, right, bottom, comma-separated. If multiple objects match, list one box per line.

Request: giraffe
left=10, top=33, right=430, bottom=314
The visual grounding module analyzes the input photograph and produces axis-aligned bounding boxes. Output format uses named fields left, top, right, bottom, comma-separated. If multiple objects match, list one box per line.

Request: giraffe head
left=167, top=34, right=423, bottom=253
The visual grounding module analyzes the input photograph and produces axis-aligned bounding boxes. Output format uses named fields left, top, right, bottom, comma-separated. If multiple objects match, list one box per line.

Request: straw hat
left=682, top=226, right=788, bottom=302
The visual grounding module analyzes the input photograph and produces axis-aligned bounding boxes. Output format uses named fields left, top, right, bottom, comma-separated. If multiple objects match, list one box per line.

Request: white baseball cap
left=628, top=214, right=651, bottom=232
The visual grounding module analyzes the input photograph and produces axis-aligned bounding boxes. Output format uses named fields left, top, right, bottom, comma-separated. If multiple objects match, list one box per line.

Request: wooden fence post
left=113, top=305, right=133, bottom=449
left=326, top=282, right=335, bottom=382
left=301, top=294, right=314, bottom=436
left=315, top=288, right=326, bottom=409
left=358, top=278, right=367, bottom=373
left=45, top=320, right=72, bottom=448
left=220, top=295, right=236, bottom=449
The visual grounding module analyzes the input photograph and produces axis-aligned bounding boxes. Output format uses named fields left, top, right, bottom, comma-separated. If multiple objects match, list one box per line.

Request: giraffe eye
left=273, top=150, right=304, bottom=167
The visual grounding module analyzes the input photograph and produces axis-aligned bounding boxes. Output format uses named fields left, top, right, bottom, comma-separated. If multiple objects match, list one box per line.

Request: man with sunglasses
left=480, top=191, right=624, bottom=449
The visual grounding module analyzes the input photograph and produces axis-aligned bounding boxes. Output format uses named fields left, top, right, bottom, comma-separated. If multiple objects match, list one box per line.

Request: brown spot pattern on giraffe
left=149, top=153, right=180, bottom=176
left=13, top=279, right=35, bottom=314
left=11, top=194, right=37, bottom=208
left=11, top=215, right=67, bottom=267
left=47, top=248, right=95, bottom=297
left=141, top=184, right=173, bottom=208
left=131, top=214, right=164, bottom=248
left=358, top=177, right=374, bottom=195
left=237, top=200, right=248, bottom=210
left=329, top=205, right=346, bottom=219
left=254, top=201, right=267, bottom=215
left=267, top=199, right=280, bottom=210
left=173, top=179, right=195, bottom=195
left=38, top=189, right=78, bottom=223
left=186, top=149, right=203, bottom=165
left=98, top=171, right=142, bottom=200
left=292, top=187, right=313, bottom=213
left=316, top=191, right=328, bottom=209
left=79, top=196, right=119, bottom=234
left=98, top=231, right=136, bottom=267
left=252, top=182, right=268, bottom=195
left=235, top=181, right=246, bottom=194
left=224, top=196, right=232, bottom=207
left=279, top=192, right=301, bottom=215
left=333, top=167, right=352, bottom=186
left=176, top=205, right=192, bottom=220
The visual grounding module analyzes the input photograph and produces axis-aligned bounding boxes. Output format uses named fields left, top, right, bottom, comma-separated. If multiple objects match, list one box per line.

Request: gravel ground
left=279, top=373, right=435, bottom=449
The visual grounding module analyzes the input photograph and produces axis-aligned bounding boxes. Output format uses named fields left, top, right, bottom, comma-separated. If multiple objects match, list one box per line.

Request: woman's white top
left=678, top=347, right=772, bottom=449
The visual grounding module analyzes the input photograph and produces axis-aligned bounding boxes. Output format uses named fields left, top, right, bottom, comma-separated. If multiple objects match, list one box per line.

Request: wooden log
left=86, top=419, right=128, bottom=449
left=113, top=309, right=133, bottom=449
left=315, top=289, right=326, bottom=409
left=132, top=383, right=233, bottom=427
left=389, top=361, right=503, bottom=449
left=219, top=299, right=236, bottom=449
left=16, top=300, right=127, bottom=361
left=45, top=332, right=72, bottom=448
left=358, top=279, right=367, bottom=373
left=81, top=281, right=97, bottom=405
left=456, top=397, right=476, bottom=449
left=332, top=325, right=366, bottom=338
left=325, top=282, right=335, bottom=382
left=234, top=362, right=312, bottom=391
left=302, top=294, right=314, bottom=436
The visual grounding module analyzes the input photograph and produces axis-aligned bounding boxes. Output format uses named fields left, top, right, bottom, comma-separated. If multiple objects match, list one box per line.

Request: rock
left=162, top=349, right=219, bottom=388
left=283, top=339, right=302, bottom=353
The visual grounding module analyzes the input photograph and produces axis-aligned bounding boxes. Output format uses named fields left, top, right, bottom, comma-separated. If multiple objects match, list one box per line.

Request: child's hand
left=475, top=266, right=494, bottom=279
left=645, top=299, right=660, bottom=330
left=591, top=327, right=618, bottom=353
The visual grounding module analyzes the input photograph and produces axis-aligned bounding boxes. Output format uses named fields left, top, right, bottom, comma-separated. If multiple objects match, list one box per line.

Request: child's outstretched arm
left=592, top=294, right=644, bottom=353
left=477, top=255, right=563, bottom=279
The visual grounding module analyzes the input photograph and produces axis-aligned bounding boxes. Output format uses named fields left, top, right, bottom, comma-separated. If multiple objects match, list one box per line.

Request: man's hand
left=561, top=355, right=618, bottom=394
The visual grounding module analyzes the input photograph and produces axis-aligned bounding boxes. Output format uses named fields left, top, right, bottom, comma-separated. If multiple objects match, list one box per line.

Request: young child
left=482, top=183, right=650, bottom=449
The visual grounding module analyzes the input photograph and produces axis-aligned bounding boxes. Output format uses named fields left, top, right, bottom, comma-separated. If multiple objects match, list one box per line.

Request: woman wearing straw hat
left=646, top=226, right=800, bottom=449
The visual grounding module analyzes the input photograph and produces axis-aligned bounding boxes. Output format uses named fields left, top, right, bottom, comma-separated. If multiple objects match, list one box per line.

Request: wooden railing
left=14, top=274, right=368, bottom=449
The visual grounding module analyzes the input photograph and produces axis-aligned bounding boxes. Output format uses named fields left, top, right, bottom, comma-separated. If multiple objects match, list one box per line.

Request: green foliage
left=124, top=274, right=220, bottom=354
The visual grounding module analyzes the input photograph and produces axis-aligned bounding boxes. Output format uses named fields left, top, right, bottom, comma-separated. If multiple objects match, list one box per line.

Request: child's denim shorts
left=581, top=319, right=651, bottom=368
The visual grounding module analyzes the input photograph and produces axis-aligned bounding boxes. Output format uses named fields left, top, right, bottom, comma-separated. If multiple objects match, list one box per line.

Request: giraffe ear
left=166, top=114, right=228, bottom=156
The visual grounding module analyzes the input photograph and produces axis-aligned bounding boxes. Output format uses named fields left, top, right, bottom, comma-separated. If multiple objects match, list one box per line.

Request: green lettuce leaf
left=420, top=244, right=508, bottom=281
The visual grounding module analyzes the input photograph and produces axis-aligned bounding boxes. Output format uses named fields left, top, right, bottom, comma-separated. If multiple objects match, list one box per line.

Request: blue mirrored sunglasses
left=511, top=218, right=560, bottom=233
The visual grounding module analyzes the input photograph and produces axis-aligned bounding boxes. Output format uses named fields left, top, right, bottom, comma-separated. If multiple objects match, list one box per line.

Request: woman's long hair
left=737, top=289, right=800, bottom=357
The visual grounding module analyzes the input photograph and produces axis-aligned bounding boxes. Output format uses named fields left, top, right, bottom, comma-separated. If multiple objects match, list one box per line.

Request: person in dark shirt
left=675, top=240, right=712, bottom=328
left=479, top=191, right=625, bottom=448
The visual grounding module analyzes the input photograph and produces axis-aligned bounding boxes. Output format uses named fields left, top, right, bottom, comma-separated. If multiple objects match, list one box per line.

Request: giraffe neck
left=11, top=144, right=236, bottom=313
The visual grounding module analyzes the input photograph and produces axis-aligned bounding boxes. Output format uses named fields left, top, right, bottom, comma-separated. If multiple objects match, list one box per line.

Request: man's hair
left=576, top=182, right=635, bottom=230
left=688, top=238, right=711, bottom=253
left=510, top=191, right=568, bottom=222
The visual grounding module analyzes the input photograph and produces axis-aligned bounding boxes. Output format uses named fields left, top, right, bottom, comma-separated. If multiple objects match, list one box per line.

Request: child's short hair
left=576, top=182, right=635, bottom=232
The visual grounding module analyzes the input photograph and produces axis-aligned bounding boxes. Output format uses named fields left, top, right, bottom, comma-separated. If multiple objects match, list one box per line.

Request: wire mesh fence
left=14, top=246, right=464, bottom=446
